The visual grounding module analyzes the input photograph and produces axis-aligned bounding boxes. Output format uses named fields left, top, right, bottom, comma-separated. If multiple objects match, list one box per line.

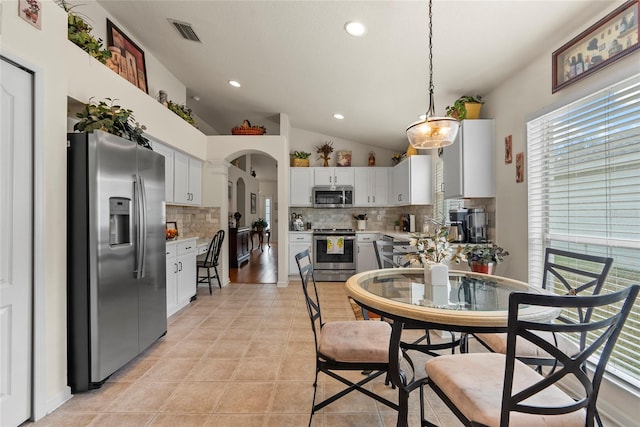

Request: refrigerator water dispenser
left=109, top=197, right=131, bottom=246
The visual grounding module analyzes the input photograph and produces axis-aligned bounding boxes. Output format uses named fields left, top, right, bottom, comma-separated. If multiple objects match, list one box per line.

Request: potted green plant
left=394, top=220, right=401, bottom=231
left=290, top=151, right=311, bottom=167
left=56, top=1, right=112, bottom=64
left=445, top=95, right=484, bottom=120
left=463, top=243, right=509, bottom=275
left=74, top=98, right=151, bottom=149
left=252, top=218, right=268, bottom=231
left=167, top=100, right=197, bottom=127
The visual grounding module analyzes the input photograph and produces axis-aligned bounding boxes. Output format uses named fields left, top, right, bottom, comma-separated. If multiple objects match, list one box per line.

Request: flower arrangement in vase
left=409, top=224, right=465, bottom=266
left=315, top=141, right=334, bottom=167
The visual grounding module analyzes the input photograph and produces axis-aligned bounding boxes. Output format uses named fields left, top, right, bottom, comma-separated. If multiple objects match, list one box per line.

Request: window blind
left=527, top=73, right=640, bottom=385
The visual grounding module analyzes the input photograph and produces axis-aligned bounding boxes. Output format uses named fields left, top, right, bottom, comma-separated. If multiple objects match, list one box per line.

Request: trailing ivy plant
left=167, top=101, right=197, bottom=127
left=56, top=1, right=111, bottom=64
left=74, top=98, right=151, bottom=149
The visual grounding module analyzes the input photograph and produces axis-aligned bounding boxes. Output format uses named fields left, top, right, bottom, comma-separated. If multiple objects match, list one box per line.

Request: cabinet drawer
left=165, top=242, right=177, bottom=257
left=357, top=233, right=380, bottom=242
left=177, top=239, right=197, bottom=255
left=197, top=244, right=209, bottom=255
left=289, top=233, right=312, bottom=243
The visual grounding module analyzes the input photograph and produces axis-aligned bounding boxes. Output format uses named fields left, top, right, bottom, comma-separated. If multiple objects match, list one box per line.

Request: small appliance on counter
left=466, top=208, right=488, bottom=243
left=449, top=208, right=468, bottom=243
left=401, top=214, right=410, bottom=232
left=290, top=213, right=304, bottom=231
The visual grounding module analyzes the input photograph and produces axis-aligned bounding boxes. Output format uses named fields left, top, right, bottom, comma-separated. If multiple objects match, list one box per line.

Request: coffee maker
left=448, top=208, right=467, bottom=243
left=466, top=208, right=487, bottom=243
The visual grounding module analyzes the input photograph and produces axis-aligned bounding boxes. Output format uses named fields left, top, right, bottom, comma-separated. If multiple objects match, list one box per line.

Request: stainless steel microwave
left=312, top=186, right=353, bottom=208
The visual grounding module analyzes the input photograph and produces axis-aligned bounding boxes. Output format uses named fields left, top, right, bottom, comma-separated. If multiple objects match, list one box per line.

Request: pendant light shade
left=407, top=0, right=459, bottom=149
left=407, top=116, right=459, bottom=148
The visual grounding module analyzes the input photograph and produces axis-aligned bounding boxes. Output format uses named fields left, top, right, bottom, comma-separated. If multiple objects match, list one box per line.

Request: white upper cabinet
left=354, top=168, right=389, bottom=206
left=390, top=155, right=432, bottom=206
left=153, top=142, right=174, bottom=203
left=174, top=151, right=202, bottom=205
left=290, top=167, right=314, bottom=207
left=443, top=119, right=495, bottom=199
left=314, top=167, right=354, bottom=186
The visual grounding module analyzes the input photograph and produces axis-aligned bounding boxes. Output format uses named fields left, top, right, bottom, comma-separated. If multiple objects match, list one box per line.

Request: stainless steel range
left=312, top=228, right=356, bottom=281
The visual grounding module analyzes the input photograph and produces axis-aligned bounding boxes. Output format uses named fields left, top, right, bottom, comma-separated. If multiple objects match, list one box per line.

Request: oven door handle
left=314, top=235, right=357, bottom=241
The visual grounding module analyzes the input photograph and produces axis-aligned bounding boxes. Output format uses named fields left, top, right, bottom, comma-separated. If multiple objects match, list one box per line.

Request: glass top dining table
left=346, top=268, right=560, bottom=427
left=346, top=268, right=559, bottom=333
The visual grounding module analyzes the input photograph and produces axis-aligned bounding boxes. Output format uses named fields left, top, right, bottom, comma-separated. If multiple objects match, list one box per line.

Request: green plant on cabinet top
left=291, top=151, right=311, bottom=159
left=56, top=1, right=112, bottom=64
left=445, top=95, right=484, bottom=120
left=74, top=98, right=152, bottom=150
left=167, top=101, right=197, bottom=127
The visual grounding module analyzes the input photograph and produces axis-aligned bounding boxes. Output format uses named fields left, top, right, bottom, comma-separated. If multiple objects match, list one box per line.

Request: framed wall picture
left=505, top=135, right=513, bottom=164
left=516, top=152, right=525, bottom=183
left=552, top=0, right=639, bottom=93
left=106, top=19, right=148, bottom=93
left=19, top=0, right=41, bottom=29
left=250, top=193, right=257, bottom=214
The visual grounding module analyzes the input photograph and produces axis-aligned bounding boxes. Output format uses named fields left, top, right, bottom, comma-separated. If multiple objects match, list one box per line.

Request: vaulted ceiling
left=98, top=0, right=615, bottom=153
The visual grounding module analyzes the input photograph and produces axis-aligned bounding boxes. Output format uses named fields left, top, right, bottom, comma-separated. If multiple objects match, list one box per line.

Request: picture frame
left=505, top=135, right=513, bottom=164
left=552, top=0, right=639, bottom=93
left=106, top=19, right=149, bottom=93
left=516, top=152, right=525, bottom=183
left=250, top=193, right=257, bottom=214
left=19, top=0, right=41, bottom=29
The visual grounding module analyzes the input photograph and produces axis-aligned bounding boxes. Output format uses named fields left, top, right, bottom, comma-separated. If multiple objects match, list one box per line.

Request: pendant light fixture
left=406, top=0, right=459, bottom=149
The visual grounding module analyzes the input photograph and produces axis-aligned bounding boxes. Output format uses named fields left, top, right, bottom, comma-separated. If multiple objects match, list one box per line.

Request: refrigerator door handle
left=139, top=176, right=148, bottom=279
left=134, top=176, right=144, bottom=279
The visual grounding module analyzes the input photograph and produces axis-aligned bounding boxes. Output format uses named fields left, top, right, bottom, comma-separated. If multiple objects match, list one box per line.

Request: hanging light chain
left=427, top=0, right=435, bottom=117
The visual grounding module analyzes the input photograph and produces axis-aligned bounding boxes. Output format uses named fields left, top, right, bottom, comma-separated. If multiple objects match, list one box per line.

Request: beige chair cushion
left=475, top=332, right=579, bottom=359
left=425, top=353, right=586, bottom=427
left=319, top=321, right=391, bottom=363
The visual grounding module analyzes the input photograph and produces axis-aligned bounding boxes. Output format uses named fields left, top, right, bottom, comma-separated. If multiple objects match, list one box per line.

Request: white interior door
left=0, top=57, right=34, bottom=426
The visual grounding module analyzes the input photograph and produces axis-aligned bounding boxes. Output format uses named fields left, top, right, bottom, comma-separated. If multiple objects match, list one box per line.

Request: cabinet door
left=174, top=151, right=190, bottom=204
left=333, top=168, right=354, bottom=186
left=153, top=142, right=174, bottom=203
left=353, top=168, right=370, bottom=206
left=177, top=252, right=196, bottom=304
left=357, top=242, right=377, bottom=273
left=370, top=168, right=388, bottom=206
left=408, top=155, right=432, bottom=205
left=314, top=168, right=333, bottom=185
left=392, top=160, right=410, bottom=205
left=166, top=253, right=178, bottom=316
left=189, top=158, right=202, bottom=205
left=289, top=241, right=311, bottom=274
left=290, top=168, right=313, bottom=206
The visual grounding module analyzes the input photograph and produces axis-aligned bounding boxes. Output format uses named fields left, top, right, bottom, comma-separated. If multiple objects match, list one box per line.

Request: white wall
left=1, top=0, right=70, bottom=416
left=290, top=127, right=396, bottom=167
left=485, top=2, right=640, bottom=423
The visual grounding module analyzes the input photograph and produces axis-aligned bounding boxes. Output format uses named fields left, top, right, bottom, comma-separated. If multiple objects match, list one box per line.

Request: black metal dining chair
left=294, top=249, right=399, bottom=425
left=196, top=229, right=225, bottom=293
left=421, top=285, right=639, bottom=427
left=474, top=248, right=614, bottom=369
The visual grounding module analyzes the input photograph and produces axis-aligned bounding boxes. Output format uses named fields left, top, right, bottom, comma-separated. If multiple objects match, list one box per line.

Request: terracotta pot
left=469, top=262, right=495, bottom=275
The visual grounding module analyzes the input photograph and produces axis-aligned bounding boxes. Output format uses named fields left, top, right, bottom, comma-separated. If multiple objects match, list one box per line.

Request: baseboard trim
left=41, top=386, right=72, bottom=420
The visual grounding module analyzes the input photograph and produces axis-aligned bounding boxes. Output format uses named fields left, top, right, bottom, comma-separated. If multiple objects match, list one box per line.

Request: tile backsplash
left=166, top=205, right=221, bottom=240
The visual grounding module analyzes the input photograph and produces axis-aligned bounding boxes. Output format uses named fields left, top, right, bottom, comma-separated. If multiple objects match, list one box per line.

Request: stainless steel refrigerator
left=67, top=130, right=167, bottom=392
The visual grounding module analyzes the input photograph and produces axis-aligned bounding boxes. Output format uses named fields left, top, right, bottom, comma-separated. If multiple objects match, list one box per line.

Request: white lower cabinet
left=166, top=238, right=197, bottom=317
left=289, top=232, right=313, bottom=275
left=357, top=233, right=380, bottom=273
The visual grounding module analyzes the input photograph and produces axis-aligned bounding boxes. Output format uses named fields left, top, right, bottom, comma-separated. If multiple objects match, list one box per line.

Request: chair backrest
left=372, top=240, right=413, bottom=269
left=203, top=229, right=225, bottom=267
left=499, top=285, right=639, bottom=427
left=295, top=249, right=322, bottom=349
left=542, top=248, right=613, bottom=328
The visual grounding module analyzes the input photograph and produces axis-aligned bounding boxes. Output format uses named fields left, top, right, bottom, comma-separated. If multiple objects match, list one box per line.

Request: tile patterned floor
left=26, top=281, right=615, bottom=427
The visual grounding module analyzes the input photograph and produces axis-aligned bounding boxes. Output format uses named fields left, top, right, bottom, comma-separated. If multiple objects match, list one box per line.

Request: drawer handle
left=185, top=246, right=192, bottom=250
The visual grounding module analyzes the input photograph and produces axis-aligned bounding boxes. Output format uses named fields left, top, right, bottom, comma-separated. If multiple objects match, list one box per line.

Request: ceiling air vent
left=168, top=19, right=201, bottom=43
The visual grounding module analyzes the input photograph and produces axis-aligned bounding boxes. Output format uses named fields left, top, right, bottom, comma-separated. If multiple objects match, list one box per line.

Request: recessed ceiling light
left=228, top=80, right=241, bottom=88
left=192, top=95, right=201, bottom=102
left=333, top=113, right=345, bottom=120
left=345, top=21, right=367, bottom=37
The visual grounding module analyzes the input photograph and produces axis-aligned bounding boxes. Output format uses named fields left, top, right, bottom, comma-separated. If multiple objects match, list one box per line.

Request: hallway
left=229, top=242, right=278, bottom=284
